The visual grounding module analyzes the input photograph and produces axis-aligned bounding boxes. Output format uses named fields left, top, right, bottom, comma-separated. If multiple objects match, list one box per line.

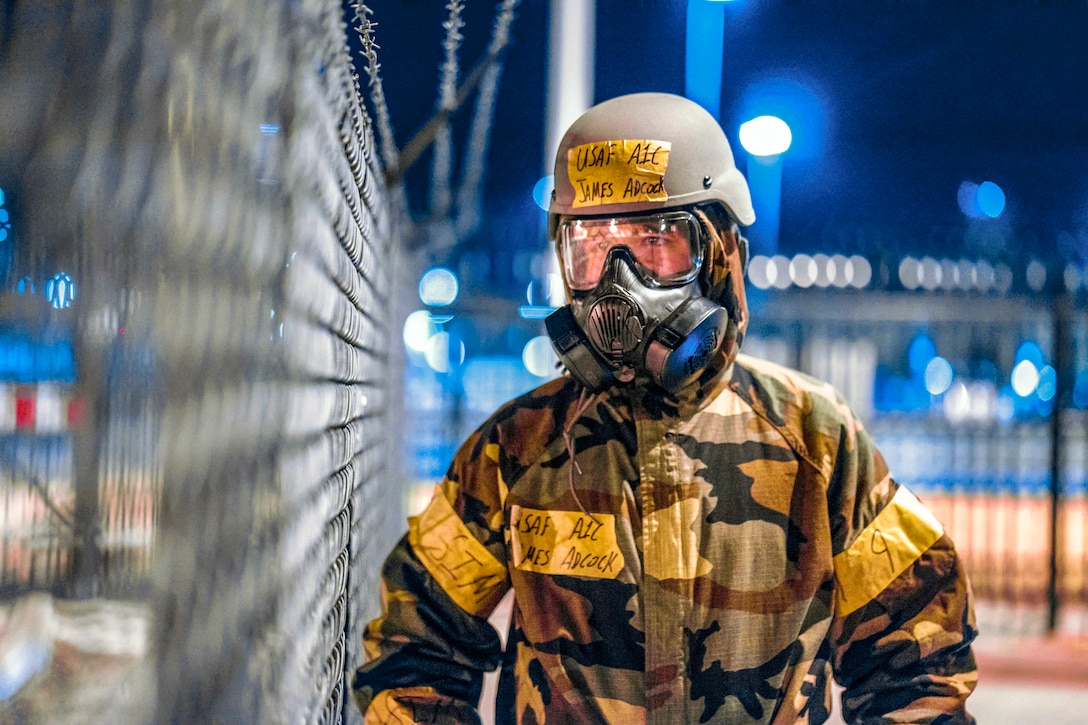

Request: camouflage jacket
left=353, top=354, right=978, bottom=724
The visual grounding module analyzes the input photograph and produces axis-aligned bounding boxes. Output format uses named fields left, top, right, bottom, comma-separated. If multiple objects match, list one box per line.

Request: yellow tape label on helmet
left=510, top=505, right=625, bottom=579
left=567, top=139, right=672, bottom=208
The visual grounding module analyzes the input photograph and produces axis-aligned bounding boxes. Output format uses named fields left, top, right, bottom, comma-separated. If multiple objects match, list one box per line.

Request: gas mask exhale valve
left=546, top=247, right=729, bottom=394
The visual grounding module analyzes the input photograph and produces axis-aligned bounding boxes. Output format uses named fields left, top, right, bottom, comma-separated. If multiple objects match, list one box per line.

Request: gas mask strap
left=562, top=387, right=602, bottom=524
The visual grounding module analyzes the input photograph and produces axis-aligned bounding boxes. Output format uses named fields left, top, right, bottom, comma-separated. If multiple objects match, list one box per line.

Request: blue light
left=996, top=385, right=1016, bottom=422
left=1036, top=365, right=1057, bottom=401
left=1014, top=340, right=1045, bottom=368
left=733, top=76, right=828, bottom=161
left=977, top=181, right=1006, bottom=218
left=419, top=267, right=458, bottom=306
left=532, top=175, right=554, bottom=212
left=1073, top=371, right=1088, bottom=409
left=924, top=357, right=954, bottom=395
left=0, top=335, right=76, bottom=382
left=463, top=356, right=541, bottom=413
left=957, top=182, right=981, bottom=218
left=526, top=274, right=565, bottom=307
left=0, top=187, right=5, bottom=206
left=523, top=336, right=558, bottom=378
left=46, top=272, right=75, bottom=309
left=403, top=310, right=437, bottom=353
left=908, top=333, right=937, bottom=377
left=739, top=116, right=792, bottom=157
left=424, top=331, right=465, bottom=374
left=518, top=306, right=555, bottom=320
left=958, top=180, right=1006, bottom=219
left=744, top=154, right=784, bottom=254
left=1011, top=360, right=1039, bottom=397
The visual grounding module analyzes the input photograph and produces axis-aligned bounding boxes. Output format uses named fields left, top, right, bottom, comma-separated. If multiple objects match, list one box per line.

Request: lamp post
left=684, top=0, right=731, bottom=119
left=739, top=115, right=792, bottom=255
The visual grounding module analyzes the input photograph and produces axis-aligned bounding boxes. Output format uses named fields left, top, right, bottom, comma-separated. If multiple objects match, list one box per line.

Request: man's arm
left=829, top=427, right=978, bottom=724
left=353, top=436, right=510, bottom=724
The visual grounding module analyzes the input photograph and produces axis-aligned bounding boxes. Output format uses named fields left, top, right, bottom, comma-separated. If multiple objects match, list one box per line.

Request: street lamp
left=685, top=0, right=739, bottom=119
left=739, top=115, right=792, bottom=255
left=739, top=115, right=792, bottom=157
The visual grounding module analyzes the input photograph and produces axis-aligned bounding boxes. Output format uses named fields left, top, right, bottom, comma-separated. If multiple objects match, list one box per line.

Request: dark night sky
left=359, top=1, right=1088, bottom=276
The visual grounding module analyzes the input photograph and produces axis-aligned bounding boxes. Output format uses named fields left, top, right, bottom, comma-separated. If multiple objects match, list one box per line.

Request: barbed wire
left=455, top=0, right=521, bottom=241
left=350, top=2, right=399, bottom=175
left=429, top=0, right=465, bottom=240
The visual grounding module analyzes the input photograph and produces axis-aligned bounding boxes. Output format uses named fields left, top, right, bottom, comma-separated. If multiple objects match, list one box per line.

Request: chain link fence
left=0, top=2, right=405, bottom=722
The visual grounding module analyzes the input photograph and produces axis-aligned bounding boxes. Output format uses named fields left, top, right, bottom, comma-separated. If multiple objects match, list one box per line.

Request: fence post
left=1047, top=293, right=1073, bottom=633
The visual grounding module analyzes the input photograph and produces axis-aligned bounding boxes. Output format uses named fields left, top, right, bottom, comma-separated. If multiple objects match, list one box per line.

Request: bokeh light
left=1011, top=360, right=1040, bottom=397
left=747, top=255, right=772, bottom=289
left=957, top=182, right=980, bottom=218
left=849, top=256, right=872, bottom=288
left=1015, top=340, right=1045, bottom=368
left=958, top=180, right=1005, bottom=219
left=943, top=381, right=971, bottom=422
left=1036, top=365, right=1057, bottom=401
left=908, top=334, right=937, bottom=376
left=976, top=181, right=1006, bottom=218
left=533, top=175, right=554, bottom=212
left=1074, top=372, right=1088, bottom=409
left=739, top=115, right=793, bottom=157
left=734, top=76, right=827, bottom=161
left=924, top=356, right=954, bottom=395
left=899, top=257, right=920, bottom=290
left=788, top=254, right=816, bottom=288
left=1026, top=260, right=1047, bottom=292
left=425, top=331, right=465, bottom=373
left=419, top=267, right=459, bottom=306
left=526, top=273, right=565, bottom=307
left=522, top=336, right=558, bottom=377
left=1064, top=264, right=1083, bottom=293
left=770, top=255, right=791, bottom=289
left=403, top=310, right=437, bottom=353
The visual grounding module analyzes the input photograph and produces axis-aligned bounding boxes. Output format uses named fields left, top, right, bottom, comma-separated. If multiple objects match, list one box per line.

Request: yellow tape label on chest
left=567, top=139, right=671, bottom=208
left=510, top=506, right=624, bottom=579
left=833, top=485, right=944, bottom=617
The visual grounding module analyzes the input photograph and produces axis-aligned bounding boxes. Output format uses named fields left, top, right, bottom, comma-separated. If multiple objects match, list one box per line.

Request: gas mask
left=545, top=210, right=731, bottom=394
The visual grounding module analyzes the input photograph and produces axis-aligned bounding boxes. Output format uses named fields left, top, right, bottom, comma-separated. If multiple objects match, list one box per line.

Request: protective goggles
left=557, top=210, right=704, bottom=291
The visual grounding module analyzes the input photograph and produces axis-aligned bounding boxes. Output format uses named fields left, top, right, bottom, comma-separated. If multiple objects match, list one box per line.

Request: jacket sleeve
left=829, top=424, right=978, bottom=724
left=352, top=431, right=511, bottom=725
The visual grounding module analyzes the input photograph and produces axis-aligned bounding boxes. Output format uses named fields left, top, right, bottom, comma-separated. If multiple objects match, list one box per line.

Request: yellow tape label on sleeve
left=510, top=506, right=624, bottom=579
left=408, top=485, right=508, bottom=616
left=833, top=485, right=944, bottom=617
left=567, top=139, right=672, bottom=208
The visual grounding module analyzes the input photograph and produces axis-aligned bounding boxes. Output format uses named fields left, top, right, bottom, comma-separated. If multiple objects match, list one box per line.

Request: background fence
left=747, top=290, right=1088, bottom=637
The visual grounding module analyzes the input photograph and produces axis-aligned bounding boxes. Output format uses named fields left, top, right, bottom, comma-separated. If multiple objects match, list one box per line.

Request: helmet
left=547, top=92, right=755, bottom=240
left=545, top=93, right=755, bottom=394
